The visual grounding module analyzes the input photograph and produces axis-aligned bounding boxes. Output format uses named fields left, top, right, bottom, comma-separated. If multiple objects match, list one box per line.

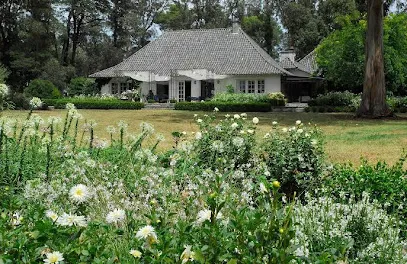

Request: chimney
left=232, top=17, right=240, bottom=34
left=279, top=47, right=296, bottom=62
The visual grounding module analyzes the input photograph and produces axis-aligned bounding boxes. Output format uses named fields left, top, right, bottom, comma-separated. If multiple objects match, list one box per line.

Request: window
left=178, top=81, right=185, bottom=101
left=257, top=80, right=265, bottom=93
left=237, top=79, right=265, bottom=94
left=239, top=80, right=246, bottom=93
left=248, top=80, right=255, bottom=93
left=111, top=83, right=118, bottom=94
left=120, top=83, right=128, bottom=94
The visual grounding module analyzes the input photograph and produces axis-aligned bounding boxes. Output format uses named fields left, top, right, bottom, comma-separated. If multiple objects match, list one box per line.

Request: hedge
left=43, top=99, right=144, bottom=110
left=174, top=102, right=271, bottom=112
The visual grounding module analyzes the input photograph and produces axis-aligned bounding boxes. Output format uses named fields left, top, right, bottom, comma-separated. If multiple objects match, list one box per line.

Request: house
left=278, top=48, right=322, bottom=102
left=90, top=24, right=293, bottom=102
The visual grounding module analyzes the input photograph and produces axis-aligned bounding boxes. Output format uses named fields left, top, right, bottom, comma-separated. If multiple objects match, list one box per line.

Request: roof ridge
left=163, top=27, right=230, bottom=34
left=239, top=29, right=292, bottom=76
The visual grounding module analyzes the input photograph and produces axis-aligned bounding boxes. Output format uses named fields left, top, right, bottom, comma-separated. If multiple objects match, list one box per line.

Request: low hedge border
left=175, top=102, right=271, bottom=112
left=43, top=99, right=144, bottom=110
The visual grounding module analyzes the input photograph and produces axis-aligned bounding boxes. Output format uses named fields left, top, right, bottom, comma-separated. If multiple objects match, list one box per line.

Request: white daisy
left=44, top=251, right=64, bottom=264
left=136, top=225, right=157, bottom=240
left=46, top=210, right=58, bottom=222
left=106, top=208, right=126, bottom=224
left=69, top=184, right=90, bottom=203
left=196, top=209, right=211, bottom=224
left=252, top=117, right=259, bottom=124
left=130, top=249, right=142, bottom=258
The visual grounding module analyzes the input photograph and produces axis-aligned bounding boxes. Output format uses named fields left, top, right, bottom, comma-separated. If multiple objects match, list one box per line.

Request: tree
left=357, top=0, right=392, bottom=117
left=316, top=14, right=407, bottom=95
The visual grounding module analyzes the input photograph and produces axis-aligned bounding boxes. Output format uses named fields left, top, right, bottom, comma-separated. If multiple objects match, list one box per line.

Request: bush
left=43, top=98, right=144, bottom=109
left=320, top=157, right=407, bottom=232
left=308, top=91, right=359, bottom=107
left=68, top=77, right=97, bottom=96
left=24, top=79, right=61, bottom=99
left=292, top=194, right=407, bottom=263
left=9, top=92, right=30, bottom=109
left=175, top=101, right=271, bottom=112
left=211, top=92, right=285, bottom=106
left=260, top=121, right=325, bottom=197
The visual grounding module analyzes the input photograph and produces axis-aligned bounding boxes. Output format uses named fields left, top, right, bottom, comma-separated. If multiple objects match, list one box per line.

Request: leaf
left=227, top=259, right=238, bottom=264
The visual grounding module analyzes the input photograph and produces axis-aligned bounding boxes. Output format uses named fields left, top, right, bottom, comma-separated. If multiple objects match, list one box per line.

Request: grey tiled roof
left=298, top=50, right=317, bottom=74
left=279, top=57, right=310, bottom=73
left=90, top=27, right=291, bottom=78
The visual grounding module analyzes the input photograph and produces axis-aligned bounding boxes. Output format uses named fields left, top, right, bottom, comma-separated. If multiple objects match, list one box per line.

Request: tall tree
left=357, top=0, right=392, bottom=117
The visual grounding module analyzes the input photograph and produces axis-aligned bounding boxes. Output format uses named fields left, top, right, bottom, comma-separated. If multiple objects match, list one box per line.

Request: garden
left=1, top=94, right=407, bottom=263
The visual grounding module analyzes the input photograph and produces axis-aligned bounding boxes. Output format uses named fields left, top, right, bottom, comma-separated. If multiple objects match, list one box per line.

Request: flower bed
left=1, top=103, right=407, bottom=263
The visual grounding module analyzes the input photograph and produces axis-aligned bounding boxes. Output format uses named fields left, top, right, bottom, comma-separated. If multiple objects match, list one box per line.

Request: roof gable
left=90, top=27, right=291, bottom=78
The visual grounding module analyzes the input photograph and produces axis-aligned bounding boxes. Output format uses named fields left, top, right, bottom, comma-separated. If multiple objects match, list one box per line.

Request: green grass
left=3, top=109, right=407, bottom=165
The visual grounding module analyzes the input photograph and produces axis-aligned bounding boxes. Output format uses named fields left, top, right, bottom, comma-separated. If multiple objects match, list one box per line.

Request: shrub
left=9, top=92, right=30, bottom=109
left=24, top=79, right=61, bottom=99
left=211, top=92, right=285, bottom=106
left=260, top=121, right=325, bottom=197
left=174, top=101, right=271, bottom=112
left=43, top=98, right=144, bottom=109
left=292, top=194, right=407, bottom=263
left=320, top=156, right=407, bottom=233
left=308, top=91, right=359, bottom=107
left=68, top=77, right=97, bottom=96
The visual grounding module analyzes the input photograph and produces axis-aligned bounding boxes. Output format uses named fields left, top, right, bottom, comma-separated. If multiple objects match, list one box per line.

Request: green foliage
left=211, top=92, right=286, bottom=106
left=317, top=14, right=407, bottom=94
left=308, top=91, right=360, bottom=107
left=0, top=63, right=9, bottom=83
left=320, top=157, right=407, bottom=231
left=68, top=77, right=97, bottom=96
left=24, top=79, right=61, bottom=99
left=43, top=98, right=144, bottom=109
left=260, top=121, right=325, bottom=197
left=174, top=102, right=271, bottom=112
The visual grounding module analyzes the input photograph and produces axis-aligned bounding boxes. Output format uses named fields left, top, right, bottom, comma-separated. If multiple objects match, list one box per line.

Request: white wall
left=214, top=74, right=281, bottom=94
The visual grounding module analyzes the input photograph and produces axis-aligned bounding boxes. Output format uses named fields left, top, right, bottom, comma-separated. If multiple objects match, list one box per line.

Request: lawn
left=3, top=109, right=407, bottom=165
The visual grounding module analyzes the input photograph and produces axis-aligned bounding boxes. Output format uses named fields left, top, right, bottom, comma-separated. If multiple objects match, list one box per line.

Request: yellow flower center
left=49, top=255, right=59, bottom=263
left=75, top=189, right=83, bottom=196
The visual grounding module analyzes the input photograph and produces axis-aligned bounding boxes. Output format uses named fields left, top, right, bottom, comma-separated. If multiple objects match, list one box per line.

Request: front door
left=178, top=81, right=185, bottom=101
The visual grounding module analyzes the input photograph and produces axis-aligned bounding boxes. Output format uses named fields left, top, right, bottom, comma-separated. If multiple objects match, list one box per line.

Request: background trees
left=0, top=0, right=407, bottom=97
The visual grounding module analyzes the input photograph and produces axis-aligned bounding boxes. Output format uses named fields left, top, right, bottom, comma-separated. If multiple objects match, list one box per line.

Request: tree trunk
left=357, top=0, right=392, bottom=118
left=61, top=11, right=72, bottom=66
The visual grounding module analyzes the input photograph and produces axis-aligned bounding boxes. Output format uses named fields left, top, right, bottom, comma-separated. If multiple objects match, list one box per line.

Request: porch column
left=191, top=80, right=201, bottom=99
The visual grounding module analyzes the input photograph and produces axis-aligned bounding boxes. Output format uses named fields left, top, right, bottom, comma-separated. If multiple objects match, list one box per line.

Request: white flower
left=233, top=114, right=240, bottom=119
left=297, top=129, right=303, bottom=134
left=282, top=128, right=288, bottom=133
left=44, top=251, right=64, bottom=264
left=197, top=119, right=203, bottom=123
left=69, top=184, right=90, bottom=203
left=136, top=225, right=157, bottom=240
left=180, top=245, right=195, bottom=263
left=106, top=125, right=116, bottom=134
left=196, top=209, right=211, bottom=224
left=264, top=133, right=270, bottom=139
left=272, top=121, right=278, bottom=125
left=130, top=249, right=142, bottom=258
left=252, top=117, right=259, bottom=124
left=296, top=120, right=302, bottom=125
left=118, top=120, right=128, bottom=130
left=30, top=97, right=43, bottom=108
left=231, top=123, right=238, bottom=129
left=106, top=208, right=126, bottom=224
left=46, top=210, right=58, bottom=222
left=259, top=183, right=268, bottom=193
left=65, top=103, right=75, bottom=110
left=214, top=107, right=219, bottom=112
left=225, top=114, right=230, bottom=118
left=195, top=132, right=202, bottom=140
left=311, top=139, right=318, bottom=146
left=232, top=137, right=244, bottom=148
left=0, top=83, right=9, bottom=96
left=241, top=113, right=247, bottom=117
left=56, top=213, right=87, bottom=227
left=247, top=129, right=254, bottom=134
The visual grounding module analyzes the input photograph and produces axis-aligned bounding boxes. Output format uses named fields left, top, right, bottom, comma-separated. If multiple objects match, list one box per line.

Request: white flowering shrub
left=190, top=112, right=258, bottom=169
left=292, top=193, right=407, bottom=263
left=260, top=120, right=324, bottom=196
